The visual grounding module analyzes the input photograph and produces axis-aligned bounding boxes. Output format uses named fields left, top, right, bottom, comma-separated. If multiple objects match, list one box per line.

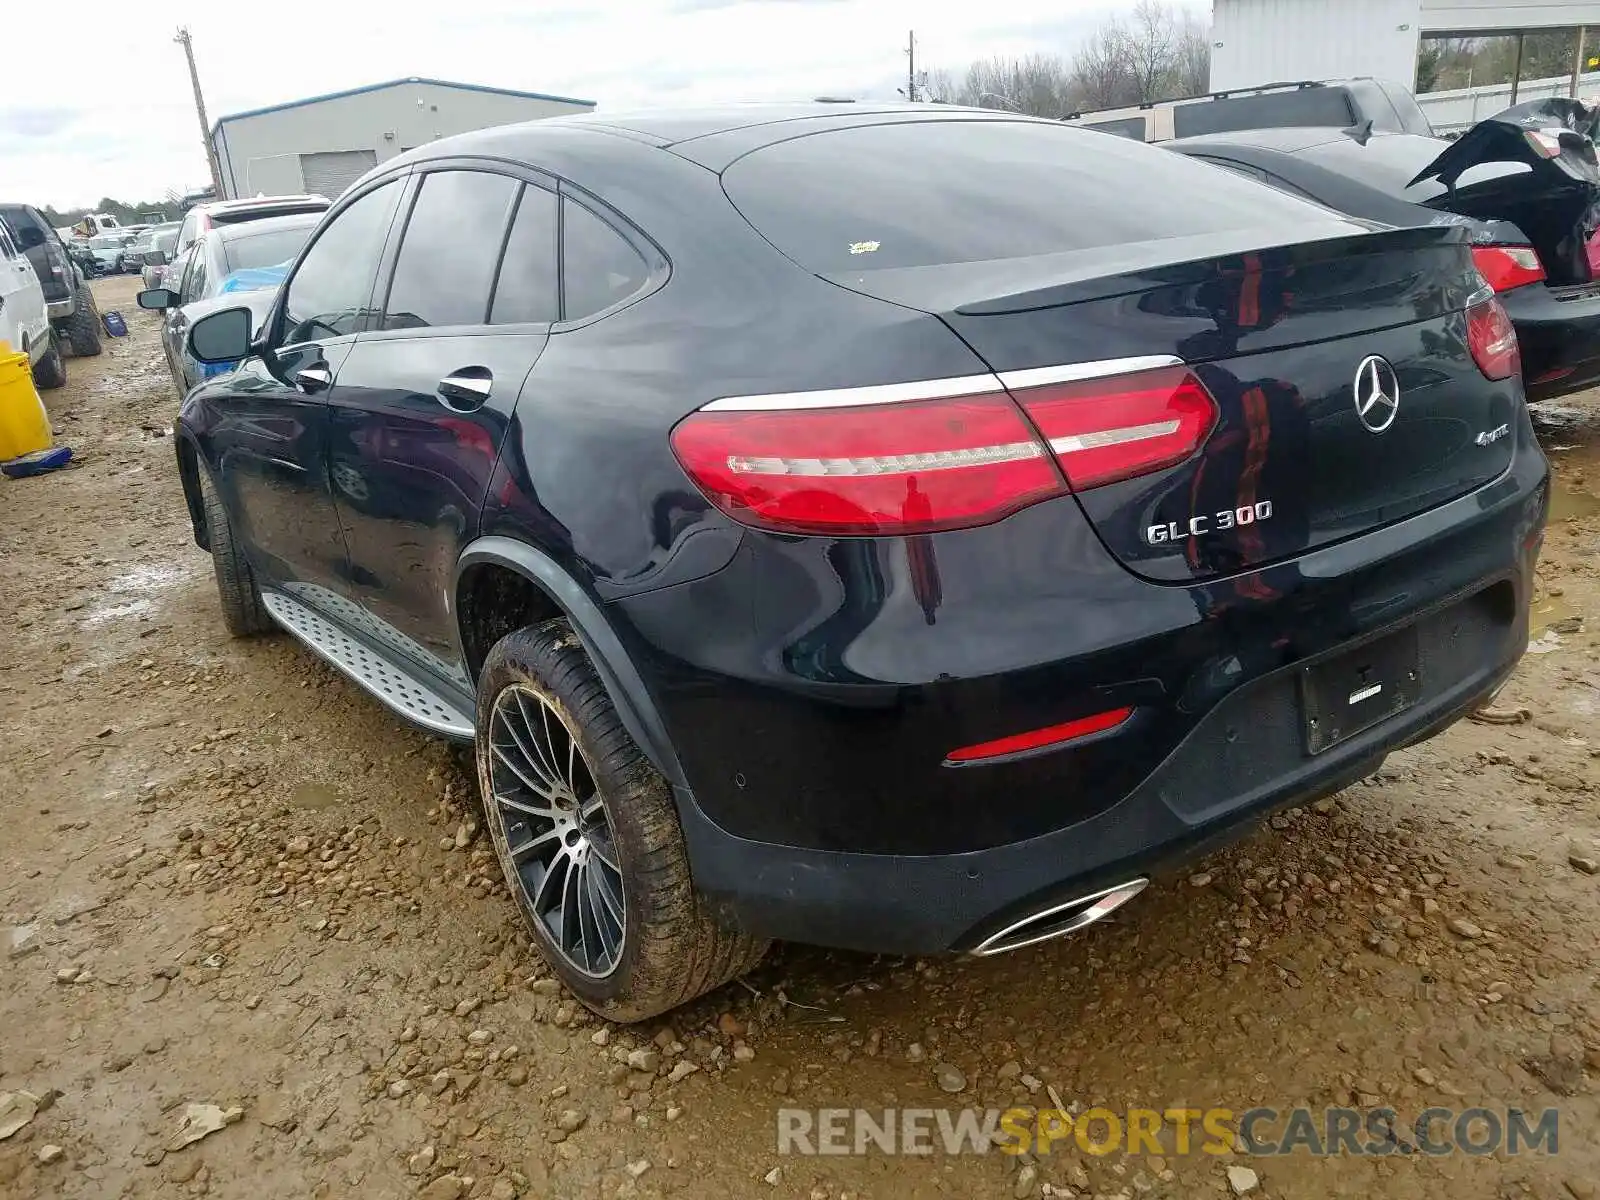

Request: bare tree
left=924, top=67, right=963, bottom=105
left=1125, top=0, right=1177, bottom=101
left=930, top=3, right=1210, bottom=117
left=928, top=53, right=1080, bottom=118
left=1173, top=9, right=1212, bottom=97
left=1071, top=20, right=1138, bottom=109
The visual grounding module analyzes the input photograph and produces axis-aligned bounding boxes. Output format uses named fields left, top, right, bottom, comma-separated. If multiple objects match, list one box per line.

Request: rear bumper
left=615, top=414, right=1547, bottom=955
left=1505, top=281, right=1600, bottom=401
left=47, top=299, right=73, bottom=321
left=678, top=583, right=1522, bottom=954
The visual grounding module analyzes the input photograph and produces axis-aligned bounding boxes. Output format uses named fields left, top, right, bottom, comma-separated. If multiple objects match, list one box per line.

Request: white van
left=0, top=219, right=62, bottom=388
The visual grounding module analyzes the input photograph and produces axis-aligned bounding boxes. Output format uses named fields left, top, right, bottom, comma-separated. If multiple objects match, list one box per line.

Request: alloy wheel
left=486, top=684, right=626, bottom=977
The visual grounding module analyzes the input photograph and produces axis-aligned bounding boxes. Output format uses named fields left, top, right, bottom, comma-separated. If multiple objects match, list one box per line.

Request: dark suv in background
left=0, top=204, right=103, bottom=358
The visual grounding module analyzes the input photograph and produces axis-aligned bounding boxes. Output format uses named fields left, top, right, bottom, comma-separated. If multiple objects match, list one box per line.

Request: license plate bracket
left=1299, top=628, right=1421, bottom=756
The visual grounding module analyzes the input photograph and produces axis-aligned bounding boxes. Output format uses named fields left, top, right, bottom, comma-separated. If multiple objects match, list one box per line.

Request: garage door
left=298, top=150, right=378, bottom=198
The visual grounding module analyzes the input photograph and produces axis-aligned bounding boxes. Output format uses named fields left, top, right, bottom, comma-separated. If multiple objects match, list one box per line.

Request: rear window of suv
left=722, top=119, right=1327, bottom=273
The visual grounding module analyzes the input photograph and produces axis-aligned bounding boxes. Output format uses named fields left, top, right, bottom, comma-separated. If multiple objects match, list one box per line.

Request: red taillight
left=1010, top=365, right=1218, bottom=491
left=1524, top=129, right=1565, bottom=159
left=673, top=363, right=1218, bottom=536
left=669, top=387, right=1066, bottom=535
left=1471, top=244, right=1545, bottom=293
left=946, top=707, right=1134, bottom=764
left=1466, top=291, right=1520, bottom=381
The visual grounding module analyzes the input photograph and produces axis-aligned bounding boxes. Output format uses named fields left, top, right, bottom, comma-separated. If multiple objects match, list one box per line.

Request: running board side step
left=260, top=591, right=475, bottom=740
left=970, top=878, right=1149, bottom=956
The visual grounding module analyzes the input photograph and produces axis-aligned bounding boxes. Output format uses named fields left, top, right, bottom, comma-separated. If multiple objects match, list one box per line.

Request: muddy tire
left=476, top=620, right=767, bottom=1022
left=60, top=285, right=103, bottom=357
left=197, top=467, right=272, bottom=637
left=31, top=343, right=66, bottom=390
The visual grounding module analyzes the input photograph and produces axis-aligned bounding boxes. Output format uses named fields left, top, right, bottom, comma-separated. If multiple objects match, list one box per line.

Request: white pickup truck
left=0, top=218, right=63, bottom=389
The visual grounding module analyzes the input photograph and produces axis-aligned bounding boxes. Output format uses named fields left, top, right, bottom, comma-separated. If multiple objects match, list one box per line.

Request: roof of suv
left=195, top=194, right=329, bottom=218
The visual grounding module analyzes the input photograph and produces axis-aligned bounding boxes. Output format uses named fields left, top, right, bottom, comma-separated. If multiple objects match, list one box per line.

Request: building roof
left=210, top=77, right=596, bottom=138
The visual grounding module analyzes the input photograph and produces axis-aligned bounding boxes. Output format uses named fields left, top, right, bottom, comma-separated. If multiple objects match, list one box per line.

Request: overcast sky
left=5, top=0, right=1192, bottom=210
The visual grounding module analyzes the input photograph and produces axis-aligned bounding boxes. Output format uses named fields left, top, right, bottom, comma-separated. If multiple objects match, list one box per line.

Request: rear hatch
left=721, top=118, right=1517, bottom=583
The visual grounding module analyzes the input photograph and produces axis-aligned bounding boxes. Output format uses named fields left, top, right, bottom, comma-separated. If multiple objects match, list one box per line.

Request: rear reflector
left=946, top=707, right=1133, bottom=764
left=1010, top=366, right=1218, bottom=491
left=1465, top=289, right=1520, bottom=381
left=1471, top=244, right=1545, bottom=293
left=670, top=389, right=1066, bottom=535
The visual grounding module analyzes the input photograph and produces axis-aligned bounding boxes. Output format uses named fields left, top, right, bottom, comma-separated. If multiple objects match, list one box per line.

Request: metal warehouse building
left=1211, top=0, right=1600, bottom=92
left=209, top=77, right=595, bottom=200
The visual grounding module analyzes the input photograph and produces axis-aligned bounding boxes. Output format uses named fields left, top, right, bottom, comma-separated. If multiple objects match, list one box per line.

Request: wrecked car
left=1166, top=97, right=1600, bottom=401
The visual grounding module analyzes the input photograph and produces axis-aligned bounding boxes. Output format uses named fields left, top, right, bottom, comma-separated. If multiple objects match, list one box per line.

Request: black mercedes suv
left=171, top=106, right=1548, bottom=1020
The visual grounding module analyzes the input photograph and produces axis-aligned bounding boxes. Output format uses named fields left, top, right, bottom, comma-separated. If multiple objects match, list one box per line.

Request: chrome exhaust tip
left=970, top=878, right=1149, bottom=957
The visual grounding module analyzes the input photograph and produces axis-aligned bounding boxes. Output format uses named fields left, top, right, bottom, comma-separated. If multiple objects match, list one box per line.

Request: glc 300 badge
left=1147, top=500, right=1274, bottom=545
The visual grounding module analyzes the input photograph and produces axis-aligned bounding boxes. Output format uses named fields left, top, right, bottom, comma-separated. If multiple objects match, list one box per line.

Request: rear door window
left=722, top=119, right=1327, bottom=274
left=383, top=170, right=519, bottom=330
left=490, top=184, right=560, bottom=325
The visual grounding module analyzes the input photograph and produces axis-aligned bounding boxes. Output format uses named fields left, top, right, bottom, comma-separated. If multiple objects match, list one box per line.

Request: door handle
left=436, top=367, right=493, bottom=412
left=295, top=364, right=332, bottom=394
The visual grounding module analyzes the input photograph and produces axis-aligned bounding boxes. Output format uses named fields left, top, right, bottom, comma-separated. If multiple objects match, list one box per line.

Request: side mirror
left=190, top=306, right=254, bottom=364
left=138, top=288, right=178, bottom=311
left=148, top=250, right=168, bottom=266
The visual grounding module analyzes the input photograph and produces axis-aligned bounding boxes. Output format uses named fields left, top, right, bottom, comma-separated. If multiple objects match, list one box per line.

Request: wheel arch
left=455, top=537, right=687, bottom=789
left=173, top=430, right=210, bottom=551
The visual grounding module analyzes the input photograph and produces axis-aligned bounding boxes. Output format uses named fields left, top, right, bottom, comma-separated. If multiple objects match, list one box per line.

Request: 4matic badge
left=1147, top=500, right=1274, bottom=545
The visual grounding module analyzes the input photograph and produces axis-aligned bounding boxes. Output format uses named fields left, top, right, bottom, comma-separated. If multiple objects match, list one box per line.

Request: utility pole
left=905, top=30, right=918, bottom=102
left=175, top=27, right=225, bottom=199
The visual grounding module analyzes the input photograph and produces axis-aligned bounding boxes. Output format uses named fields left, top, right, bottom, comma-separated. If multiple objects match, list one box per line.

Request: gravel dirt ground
left=2, top=275, right=1599, bottom=1200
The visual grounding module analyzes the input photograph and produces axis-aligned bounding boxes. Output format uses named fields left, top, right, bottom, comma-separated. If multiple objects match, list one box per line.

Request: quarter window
left=562, top=199, right=648, bottom=321
left=281, top=181, right=401, bottom=344
left=384, top=171, right=519, bottom=330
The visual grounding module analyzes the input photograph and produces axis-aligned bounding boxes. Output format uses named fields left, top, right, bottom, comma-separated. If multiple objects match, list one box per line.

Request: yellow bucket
left=0, top=341, right=52, bottom=462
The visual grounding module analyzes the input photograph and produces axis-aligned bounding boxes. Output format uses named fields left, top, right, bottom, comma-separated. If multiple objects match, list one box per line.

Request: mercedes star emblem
left=1353, top=355, right=1400, bottom=434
